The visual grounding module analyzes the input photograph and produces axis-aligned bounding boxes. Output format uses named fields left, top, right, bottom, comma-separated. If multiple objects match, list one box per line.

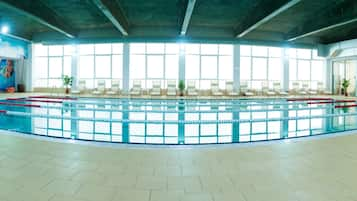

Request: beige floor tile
left=168, top=176, right=202, bottom=192
left=181, top=192, right=213, bottom=201
left=112, top=189, right=150, bottom=201
left=136, top=176, right=167, bottom=190
left=49, top=195, right=89, bottom=201
left=41, top=179, right=81, bottom=195
left=74, top=184, right=117, bottom=201
left=150, top=190, right=184, bottom=201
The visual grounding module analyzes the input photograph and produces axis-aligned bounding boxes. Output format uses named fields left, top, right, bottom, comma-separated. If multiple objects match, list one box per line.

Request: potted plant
left=178, top=80, right=185, bottom=96
left=62, top=75, right=73, bottom=94
left=342, top=79, right=350, bottom=96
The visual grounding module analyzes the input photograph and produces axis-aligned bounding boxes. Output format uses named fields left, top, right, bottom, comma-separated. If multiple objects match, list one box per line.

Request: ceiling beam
left=1, top=33, right=32, bottom=43
left=0, top=0, right=76, bottom=38
left=180, top=0, right=196, bottom=36
left=236, top=0, right=301, bottom=38
left=286, top=0, right=357, bottom=42
left=92, top=0, right=129, bottom=36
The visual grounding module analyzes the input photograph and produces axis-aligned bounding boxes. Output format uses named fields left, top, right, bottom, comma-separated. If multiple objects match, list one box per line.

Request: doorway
left=332, top=59, right=356, bottom=96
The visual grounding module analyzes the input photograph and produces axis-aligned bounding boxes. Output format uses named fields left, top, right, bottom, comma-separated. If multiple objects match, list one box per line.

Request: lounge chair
left=187, top=80, right=198, bottom=96
left=240, top=82, right=254, bottom=96
left=225, top=81, right=238, bottom=96
left=211, top=80, right=223, bottom=96
left=292, top=82, right=307, bottom=95
left=130, top=80, right=142, bottom=96
left=166, top=80, right=177, bottom=96
left=317, top=82, right=332, bottom=95
left=107, top=80, right=120, bottom=95
left=71, top=80, right=86, bottom=95
left=273, top=82, right=288, bottom=96
left=93, top=80, right=105, bottom=95
left=150, top=80, right=161, bottom=96
left=261, top=81, right=275, bottom=96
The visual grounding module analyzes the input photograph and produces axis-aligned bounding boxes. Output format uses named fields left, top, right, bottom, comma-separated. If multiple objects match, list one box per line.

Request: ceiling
left=0, top=0, right=357, bottom=46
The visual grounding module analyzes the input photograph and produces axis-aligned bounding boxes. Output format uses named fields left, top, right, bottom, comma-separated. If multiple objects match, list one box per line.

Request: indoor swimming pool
left=0, top=96, right=357, bottom=145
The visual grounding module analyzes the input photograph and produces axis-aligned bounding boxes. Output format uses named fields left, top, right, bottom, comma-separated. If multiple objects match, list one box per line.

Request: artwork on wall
left=0, top=58, right=16, bottom=92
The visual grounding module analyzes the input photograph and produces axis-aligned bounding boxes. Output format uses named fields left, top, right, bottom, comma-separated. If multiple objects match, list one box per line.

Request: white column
left=26, top=44, right=33, bottom=92
left=71, top=45, right=79, bottom=89
left=233, top=44, right=240, bottom=90
left=122, top=43, right=130, bottom=94
left=282, top=48, right=289, bottom=91
left=179, top=44, right=185, bottom=82
left=325, top=59, right=332, bottom=92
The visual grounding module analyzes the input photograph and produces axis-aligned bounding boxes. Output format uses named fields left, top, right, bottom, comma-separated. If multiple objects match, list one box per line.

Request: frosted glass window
left=147, top=55, right=164, bottom=78
left=297, top=49, right=311, bottom=59
left=201, top=56, right=217, bottom=79
left=252, top=46, right=268, bottom=57
left=35, top=58, right=48, bottom=79
left=130, top=43, right=146, bottom=54
left=219, top=56, right=233, bottom=80
left=49, top=57, right=62, bottom=78
left=165, top=44, right=179, bottom=54
left=79, top=44, right=94, bottom=55
left=289, top=59, right=297, bottom=80
left=63, top=56, right=71, bottom=77
left=79, top=56, right=94, bottom=79
left=34, top=44, right=48, bottom=56
left=288, top=49, right=297, bottom=58
left=112, top=55, right=123, bottom=79
left=147, top=43, right=164, bottom=54
left=240, top=45, right=251, bottom=56
left=240, top=57, right=251, bottom=80
left=252, top=58, right=267, bottom=80
left=269, top=47, right=282, bottom=57
left=298, top=60, right=310, bottom=80
left=185, top=55, right=199, bottom=79
left=95, top=56, right=111, bottom=78
left=130, top=55, right=145, bottom=79
left=219, top=45, right=233, bottom=55
left=268, top=58, right=281, bottom=80
left=95, top=44, right=111, bottom=54
left=112, top=43, right=123, bottom=54
left=185, top=44, right=200, bottom=54
left=201, top=44, right=218, bottom=55
left=165, top=55, right=179, bottom=79
left=49, top=46, right=63, bottom=56
left=64, top=45, right=74, bottom=55
left=311, top=60, right=323, bottom=81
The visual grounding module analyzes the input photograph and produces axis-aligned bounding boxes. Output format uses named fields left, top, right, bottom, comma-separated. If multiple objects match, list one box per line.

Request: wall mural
left=0, top=59, right=15, bottom=92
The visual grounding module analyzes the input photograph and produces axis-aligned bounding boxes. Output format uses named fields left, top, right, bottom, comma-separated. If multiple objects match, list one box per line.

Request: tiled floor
left=0, top=132, right=357, bottom=201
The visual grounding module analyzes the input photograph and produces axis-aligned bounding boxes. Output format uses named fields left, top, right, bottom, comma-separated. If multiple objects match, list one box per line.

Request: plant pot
left=17, top=84, right=25, bottom=92
left=65, top=88, right=70, bottom=94
left=345, top=90, right=348, bottom=96
left=179, top=91, right=184, bottom=96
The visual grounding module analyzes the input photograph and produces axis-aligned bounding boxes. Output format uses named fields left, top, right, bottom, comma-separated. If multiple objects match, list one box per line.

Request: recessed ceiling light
left=1, top=25, right=9, bottom=34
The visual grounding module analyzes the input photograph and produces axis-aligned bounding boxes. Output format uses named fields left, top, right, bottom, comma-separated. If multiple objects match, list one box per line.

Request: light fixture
left=1, top=25, right=9, bottom=34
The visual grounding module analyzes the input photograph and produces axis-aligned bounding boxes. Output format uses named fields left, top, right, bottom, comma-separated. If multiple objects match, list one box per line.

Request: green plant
left=342, top=79, right=350, bottom=96
left=342, top=79, right=350, bottom=90
left=62, top=75, right=73, bottom=89
left=178, top=80, right=185, bottom=92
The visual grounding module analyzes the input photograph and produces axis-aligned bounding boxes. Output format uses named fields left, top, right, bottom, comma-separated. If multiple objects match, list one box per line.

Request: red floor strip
left=24, top=99, right=63, bottom=103
left=0, top=102, right=41, bottom=108
left=0, top=110, right=6, bottom=114
left=335, top=104, right=357, bottom=108
left=29, top=96, right=77, bottom=100
left=307, top=100, right=356, bottom=104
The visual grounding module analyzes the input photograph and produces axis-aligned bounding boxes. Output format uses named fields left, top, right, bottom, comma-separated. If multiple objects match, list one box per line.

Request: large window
left=240, top=45, right=282, bottom=89
left=79, top=43, right=123, bottom=88
left=129, top=43, right=179, bottom=89
left=33, top=45, right=73, bottom=88
left=185, top=44, right=233, bottom=89
left=33, top=43, right=123, bottom=89
left=289, top=49, right=324, bottom=89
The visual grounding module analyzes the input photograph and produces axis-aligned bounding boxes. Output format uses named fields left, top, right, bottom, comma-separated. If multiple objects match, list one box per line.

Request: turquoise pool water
left=0, top=97, right=356, bottom=144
